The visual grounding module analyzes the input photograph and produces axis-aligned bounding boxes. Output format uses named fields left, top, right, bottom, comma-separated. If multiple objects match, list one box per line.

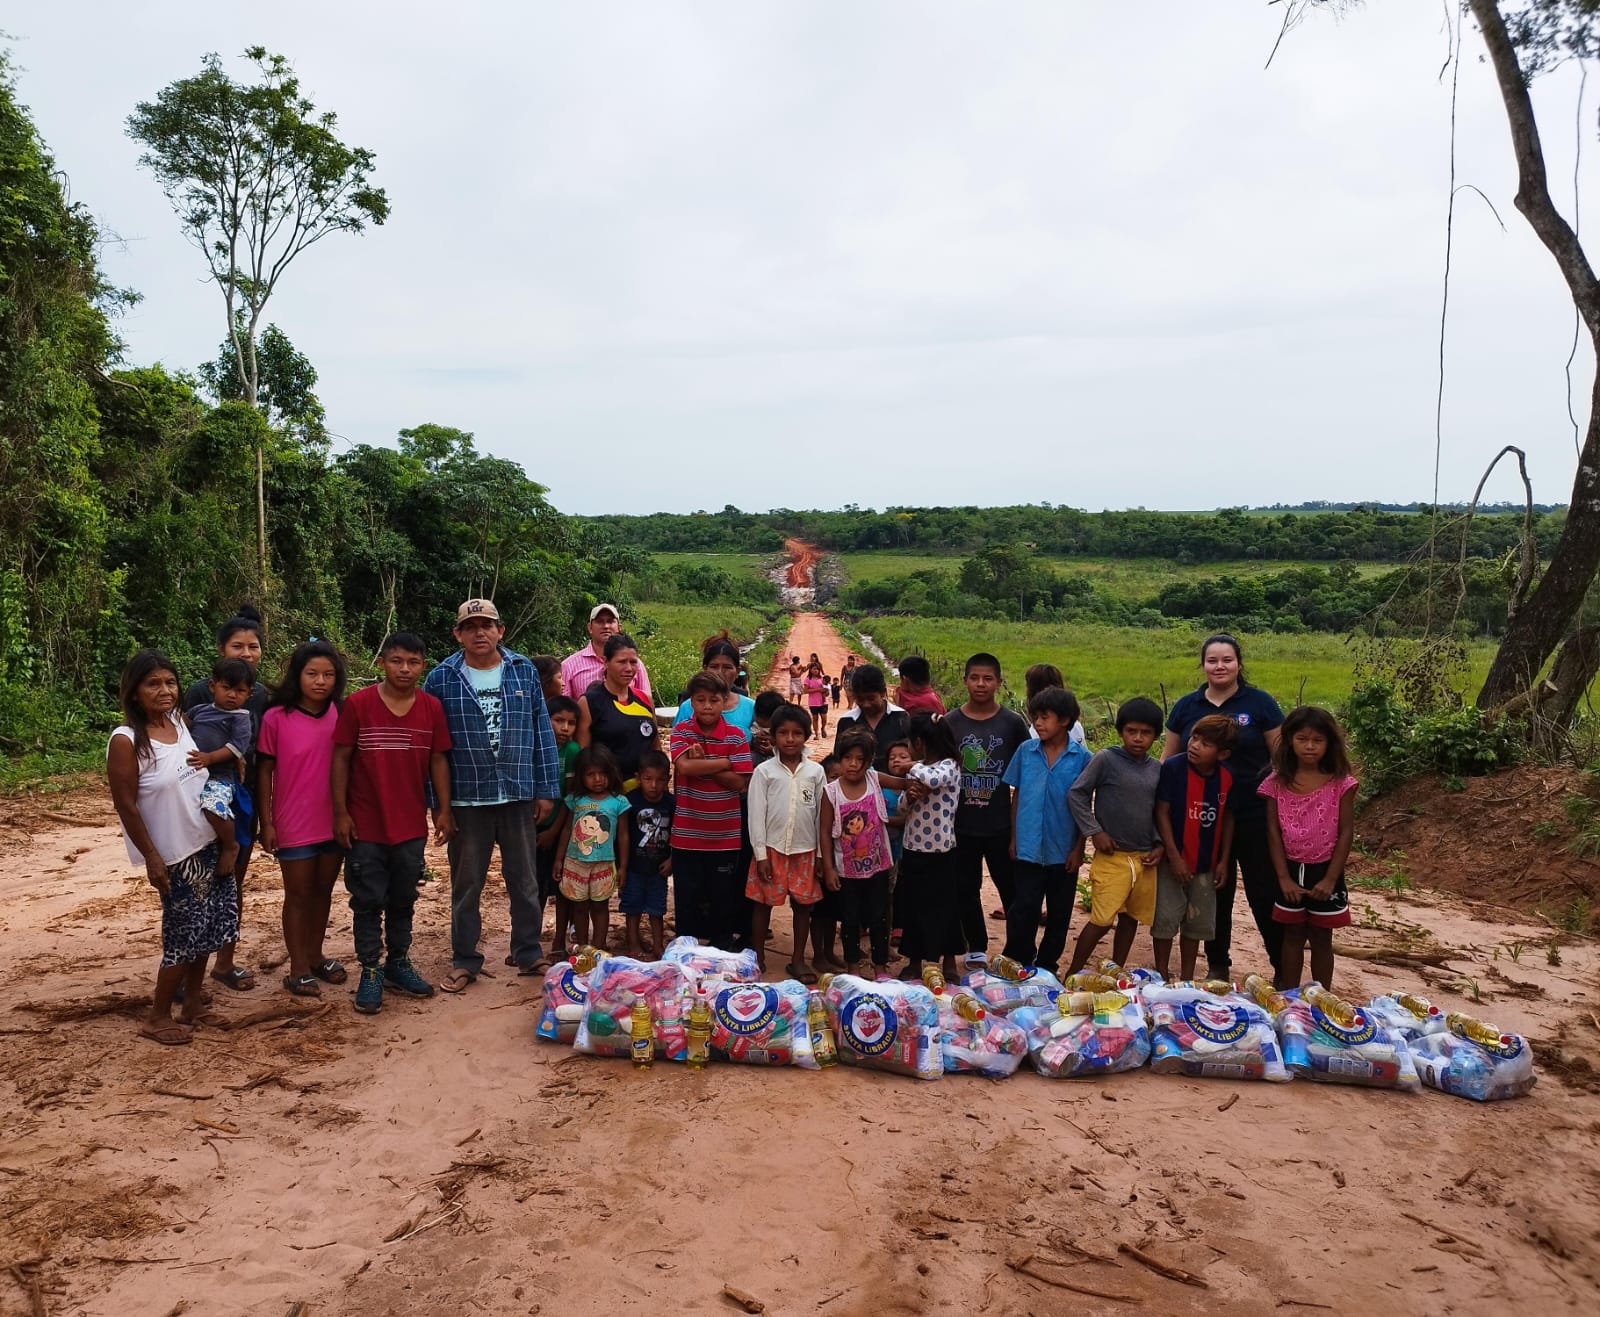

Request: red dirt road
left=783, top=537, right=821, bottom=588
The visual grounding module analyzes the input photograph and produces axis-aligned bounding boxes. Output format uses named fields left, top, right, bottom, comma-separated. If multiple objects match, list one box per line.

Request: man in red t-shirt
left=332, top=632, right=454, bottom=1015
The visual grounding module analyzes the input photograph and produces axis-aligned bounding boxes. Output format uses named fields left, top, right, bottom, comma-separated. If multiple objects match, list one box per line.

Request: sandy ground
left=4, top=631, right=1600, bottom=1314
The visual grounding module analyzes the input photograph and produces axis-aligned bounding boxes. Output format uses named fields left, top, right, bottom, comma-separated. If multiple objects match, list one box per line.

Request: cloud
left=13, top=0, right=1594, bottom=515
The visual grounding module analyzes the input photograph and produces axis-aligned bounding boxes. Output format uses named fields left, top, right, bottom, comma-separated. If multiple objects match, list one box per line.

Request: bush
left=1344, top=680, right=1515, bottom=790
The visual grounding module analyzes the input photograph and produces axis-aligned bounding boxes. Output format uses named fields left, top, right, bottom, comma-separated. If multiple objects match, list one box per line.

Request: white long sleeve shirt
left=748, top=756, right=826, bottom=860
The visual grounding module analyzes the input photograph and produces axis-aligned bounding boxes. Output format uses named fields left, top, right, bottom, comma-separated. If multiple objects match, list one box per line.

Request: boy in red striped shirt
left=669, top=670, right=754, bottom=951
left=1152, top=714, right=1236, bottom=982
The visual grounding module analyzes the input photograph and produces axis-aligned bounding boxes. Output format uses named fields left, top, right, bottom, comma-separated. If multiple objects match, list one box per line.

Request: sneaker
left=354, top=966, right=384, bottom=1014
left=384, top=956, right=435, bottom=999
left=962, top=951, right=989, bottom=971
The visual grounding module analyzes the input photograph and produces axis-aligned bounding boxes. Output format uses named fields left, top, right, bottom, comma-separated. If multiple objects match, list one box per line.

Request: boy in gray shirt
left=1066, top=697, right=1165, bottom=973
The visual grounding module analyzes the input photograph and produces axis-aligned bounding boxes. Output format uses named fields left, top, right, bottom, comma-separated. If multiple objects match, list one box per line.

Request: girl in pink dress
left=1258, top=707, right=1358, bottom=991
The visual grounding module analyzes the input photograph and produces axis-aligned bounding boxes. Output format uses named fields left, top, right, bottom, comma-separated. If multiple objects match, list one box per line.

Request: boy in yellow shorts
left=1065, top=697, right=1165, bottom=974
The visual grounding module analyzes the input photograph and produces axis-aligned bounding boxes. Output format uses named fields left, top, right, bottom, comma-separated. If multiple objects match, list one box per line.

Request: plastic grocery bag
left=699, top=975, right=817, bottom=1069
left=573, top=957, right=695, bottom=1062
left=1145, top=984, right=1290, bottom=1083
left=1409, top=1021, right=1536, bottom=1102
left=823, top=973, right=942, bottom=1080
left=936, top=994, right=1029, bottom=1078
left=1276, top=991, right=1420, bottom=1092
left=661, top=935, right=760, bottom=983
left=1362, top=991, right=1449, bottom=1042
left=961, top=965, right=1064, bottom=1015
left=536, top=960, right=590, bottom=1044
left=1011, top=990, right=1152, bottom=1078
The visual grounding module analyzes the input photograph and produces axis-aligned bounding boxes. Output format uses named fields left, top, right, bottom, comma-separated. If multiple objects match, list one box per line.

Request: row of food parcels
left=536, top=937, right=1536, bottom=1102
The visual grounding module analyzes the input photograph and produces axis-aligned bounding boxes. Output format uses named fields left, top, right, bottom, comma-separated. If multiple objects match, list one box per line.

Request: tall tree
left=127, top=47, right=387, bottom=592
left=199, top=321, right=328, bottom=451
left=1300, top=2, right=1600, bottom=717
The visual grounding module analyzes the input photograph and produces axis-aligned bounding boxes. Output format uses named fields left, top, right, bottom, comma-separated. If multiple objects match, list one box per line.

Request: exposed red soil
left=784, top=537, right=821, bottom=588
left=1353, top=764, right=1600, bottom=928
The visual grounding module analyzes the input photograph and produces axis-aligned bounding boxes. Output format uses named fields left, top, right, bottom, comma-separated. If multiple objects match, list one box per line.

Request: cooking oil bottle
left=629, top=997, right=654, bottom=1069
left=685, top=991, right=711, bottom=1071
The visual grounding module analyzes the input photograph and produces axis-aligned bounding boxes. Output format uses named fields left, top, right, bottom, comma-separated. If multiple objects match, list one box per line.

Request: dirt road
left=3, top=771, right=1599, bottom=1314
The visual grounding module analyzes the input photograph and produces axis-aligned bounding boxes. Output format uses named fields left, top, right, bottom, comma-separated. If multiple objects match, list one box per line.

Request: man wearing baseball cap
left=422, top=598, right=560, bottom=989
left=561, top=603, right=653, bottom=705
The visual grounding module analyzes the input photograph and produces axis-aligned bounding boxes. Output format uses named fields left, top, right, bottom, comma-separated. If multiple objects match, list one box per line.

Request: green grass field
left=848, top=616, right=1499, bottom=735
left=835, top=551, right=1397, bottom=591
left=651, top=552, right=776, bottom=578
left=632, top=601, right=784, bottom=706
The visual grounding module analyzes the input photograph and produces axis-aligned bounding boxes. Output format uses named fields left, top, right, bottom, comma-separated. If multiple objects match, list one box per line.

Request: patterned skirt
left=160, top=844, right=240, bottom=967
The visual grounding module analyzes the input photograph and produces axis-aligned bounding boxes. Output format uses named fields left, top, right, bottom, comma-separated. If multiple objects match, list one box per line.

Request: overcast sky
left=11, top=2, right=1596, bottom=515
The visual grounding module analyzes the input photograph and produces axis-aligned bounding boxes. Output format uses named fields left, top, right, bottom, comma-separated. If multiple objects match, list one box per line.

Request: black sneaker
left=354, top=966, right=384, bottom=1015
left=384, top=956, right=435, bottom=998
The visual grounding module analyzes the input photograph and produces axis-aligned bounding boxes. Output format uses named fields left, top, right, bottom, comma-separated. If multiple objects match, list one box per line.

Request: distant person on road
left=1161, top=633, right=1284, bottom=982
left=841, top=655, right=859, bottom=709
left=894, top=654, right=946, bottom=717
left=787, top=655, right=804, bottom=703
left=562, top=604, right=653, bottom=707
left=943, top=652, right=1031, bottom=957
left=804, top=661, right=830, bottom=740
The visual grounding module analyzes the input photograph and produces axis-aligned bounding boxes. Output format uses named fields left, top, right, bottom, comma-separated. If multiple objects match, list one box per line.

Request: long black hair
left=270, top=639, right=347, bottom=712
left=907, top=712, right=959, bottom=763
left=1273, top=706, right=1351, bottom=783
left=118, top=649, right=182, bottom=763
left=216, top=603, right=263, bottom=650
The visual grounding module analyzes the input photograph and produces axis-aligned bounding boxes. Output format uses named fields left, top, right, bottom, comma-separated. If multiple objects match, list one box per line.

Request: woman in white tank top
left=108, top=650, right=240, bottom=1045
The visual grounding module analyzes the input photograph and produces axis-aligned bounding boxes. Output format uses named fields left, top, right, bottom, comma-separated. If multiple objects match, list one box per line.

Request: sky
left=11, top=2, right=1598, bottom=516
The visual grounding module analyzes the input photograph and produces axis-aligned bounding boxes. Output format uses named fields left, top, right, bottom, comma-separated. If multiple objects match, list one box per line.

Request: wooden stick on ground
left=151, top=1087, right=217, bottom=1101
left=1006, top=1252, right=1133, bottom=1302
left=221, top=1002, right=330, bottom=1031
left=1117, top=1242, right=1209, bottom=1288
left=721, top=1283, right=766, bottom=1312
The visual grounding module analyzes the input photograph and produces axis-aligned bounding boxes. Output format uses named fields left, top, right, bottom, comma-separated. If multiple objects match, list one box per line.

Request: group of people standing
left=110, top=598, right=1357, bottom=1047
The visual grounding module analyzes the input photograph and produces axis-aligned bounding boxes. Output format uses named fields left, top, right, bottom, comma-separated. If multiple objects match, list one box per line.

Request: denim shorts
left=276, top=840, right=345, bottom=863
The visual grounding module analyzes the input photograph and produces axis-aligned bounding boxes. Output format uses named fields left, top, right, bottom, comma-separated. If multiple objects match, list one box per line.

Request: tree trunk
left=1540, top=624, right=1600, bottom=729
left=1467, top=0, right=1600, bottom=710
left=254, top=443, right=267, bottom=593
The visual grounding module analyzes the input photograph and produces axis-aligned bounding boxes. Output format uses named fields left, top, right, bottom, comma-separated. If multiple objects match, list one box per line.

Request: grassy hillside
left=849, top=617, right=1498, bottom=734
left=835, top=551, right=1398, bottom=591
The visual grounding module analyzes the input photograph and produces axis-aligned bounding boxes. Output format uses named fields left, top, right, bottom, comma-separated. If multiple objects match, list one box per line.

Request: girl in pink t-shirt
left=258, top=640, right=348, bottom=998
left=1258, top=706, right=1358, bottom=992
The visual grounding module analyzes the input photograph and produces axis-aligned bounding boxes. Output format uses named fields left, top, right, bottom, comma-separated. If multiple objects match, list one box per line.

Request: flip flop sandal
left=786, top=962, right=818, bottom=985
left=438, top=969, right=476, bottom=994
left=180, top=1010, right=229, bottom=1028
left=210, top=966, right=256, bottom=990
left=310, top=959, right=347, bottom=985
left=283, top=974, right=322, bottom=998
left=139, top=1023, right=193, bottom=1046
left=518, top=959, right=552, bottom=976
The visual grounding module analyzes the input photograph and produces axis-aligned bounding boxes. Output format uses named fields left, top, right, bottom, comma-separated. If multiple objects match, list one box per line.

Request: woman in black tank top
left=577, top=633, right=657, bottom=782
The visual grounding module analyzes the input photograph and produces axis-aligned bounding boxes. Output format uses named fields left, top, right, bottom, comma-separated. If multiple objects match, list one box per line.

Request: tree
left=199, top=321, right=328, bottom=450
left=1300, top=2, right=1600, bottom=719
left=127, top=48, right=387, bottom=592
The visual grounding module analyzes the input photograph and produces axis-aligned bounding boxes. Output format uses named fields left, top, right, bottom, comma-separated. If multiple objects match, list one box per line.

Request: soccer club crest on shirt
left=1236, top=713, right=1252, bottom=726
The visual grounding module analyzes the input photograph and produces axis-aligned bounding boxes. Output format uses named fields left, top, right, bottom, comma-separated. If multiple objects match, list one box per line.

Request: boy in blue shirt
left=1000, top=688, right=1092, bottom=973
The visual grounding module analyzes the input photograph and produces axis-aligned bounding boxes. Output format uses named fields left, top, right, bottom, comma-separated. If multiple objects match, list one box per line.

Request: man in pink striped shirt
left=669, top=670, right=752, bottom=951
left=561, top=604, right=653, bottom=705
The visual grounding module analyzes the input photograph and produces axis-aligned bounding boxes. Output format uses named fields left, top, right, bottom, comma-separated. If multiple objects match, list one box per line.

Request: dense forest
left=0, top=63, right=648, bottom=758
left=585, top=503, right=1564, bottom=563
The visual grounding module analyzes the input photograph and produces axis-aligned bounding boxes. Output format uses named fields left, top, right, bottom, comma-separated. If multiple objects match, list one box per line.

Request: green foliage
left=200, top=322, right=328, bottom=449
left=1344, top=680, right=1516, bottom=790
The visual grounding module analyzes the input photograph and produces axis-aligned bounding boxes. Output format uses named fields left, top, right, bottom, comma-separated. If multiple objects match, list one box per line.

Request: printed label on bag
left=1181, top=1000, right=1250, bottom=1045
left=714, top=985, right=779, bottom=1037
left=840, top=993, right=897, bottom=1057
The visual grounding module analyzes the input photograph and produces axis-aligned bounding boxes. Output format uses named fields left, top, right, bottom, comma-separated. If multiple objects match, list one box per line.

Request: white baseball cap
left=589, top=603, right=620, bottom=621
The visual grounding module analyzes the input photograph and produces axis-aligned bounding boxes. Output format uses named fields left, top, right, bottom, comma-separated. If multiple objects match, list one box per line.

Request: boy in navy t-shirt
left=621, top=750, right=675, bottom=957
left=1152, top=715, right=1237, bottom=981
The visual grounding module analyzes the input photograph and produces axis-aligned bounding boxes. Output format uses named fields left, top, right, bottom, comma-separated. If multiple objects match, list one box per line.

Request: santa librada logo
left=841, top=992, right=897, bottom=1056
left=714, top=984, right=779, bottom=1036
